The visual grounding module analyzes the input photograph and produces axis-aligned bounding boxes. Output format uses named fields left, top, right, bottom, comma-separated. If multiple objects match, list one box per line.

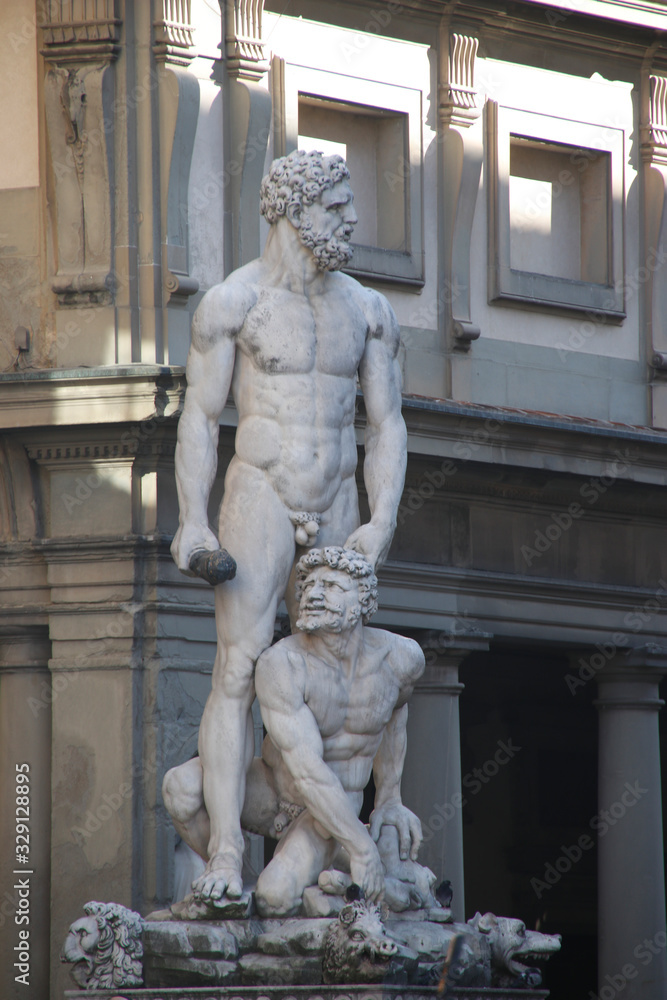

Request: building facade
left=1, top=1, right=667, bottom=997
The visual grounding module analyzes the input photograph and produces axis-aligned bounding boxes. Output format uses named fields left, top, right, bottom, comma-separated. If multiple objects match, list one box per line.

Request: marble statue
left=170, top=149, right=407, bottom=903
left=163, top=546, right=429, bottom=916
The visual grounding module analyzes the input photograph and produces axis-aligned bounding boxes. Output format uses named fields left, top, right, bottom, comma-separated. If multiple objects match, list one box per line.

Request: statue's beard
left=298, top=221, right=354, bottom=271
left=296, top=603, right=361, bottom=634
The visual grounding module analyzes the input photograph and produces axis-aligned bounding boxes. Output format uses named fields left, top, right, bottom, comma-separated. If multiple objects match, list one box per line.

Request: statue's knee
left=162, top=764, right=201, bottom=823
left=216, top=651, right=257, bottom=702
left=255, top=865, right=301, bottom=917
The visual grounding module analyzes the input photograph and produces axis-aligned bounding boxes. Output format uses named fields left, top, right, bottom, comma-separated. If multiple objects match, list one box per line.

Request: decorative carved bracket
left=440, top=33, right=481, bottom=129
left=642, top=74, right=667, bottom=167
left=640, top=71, right=667, bottom=423
left=41, top=2, right=121, bottom=306
left=41, top=0, right=121, bottom=65
left=153, top=0, right=195, bottom=67
left=438, top=25, right=483, bottom=355
left=225, top=0, right=269, bottom=82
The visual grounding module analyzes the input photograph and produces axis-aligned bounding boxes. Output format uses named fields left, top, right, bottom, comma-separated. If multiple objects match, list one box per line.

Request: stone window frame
left=487, top=102, right=625, bottom=318
left=275, top=61, right=424, bottom=287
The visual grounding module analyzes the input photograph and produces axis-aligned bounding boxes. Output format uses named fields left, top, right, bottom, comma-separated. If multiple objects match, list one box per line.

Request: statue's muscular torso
left=226, top=264, right=374, bottom=513
left=259, top=630, right=422, bottom=809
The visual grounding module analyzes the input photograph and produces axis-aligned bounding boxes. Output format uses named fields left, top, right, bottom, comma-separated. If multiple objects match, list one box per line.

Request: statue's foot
left=192, top=854, right=243, bottom=902
left=318, top=869, right=352, bottom=896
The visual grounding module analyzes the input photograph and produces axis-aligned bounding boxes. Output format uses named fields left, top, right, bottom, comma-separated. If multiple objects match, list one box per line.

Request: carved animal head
left=469, top=912, right=561, bottom=987
left=61, top=901, right=144, bottom=989
left=323, top=892, right=398, bottom=984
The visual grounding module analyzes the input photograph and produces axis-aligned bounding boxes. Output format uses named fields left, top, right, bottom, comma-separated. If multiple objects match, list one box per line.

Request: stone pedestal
left=65, top=988, right=549, bottom=1000
left=595, top=647, right=667, bottom=1000
left=402, top=630, right=490, bottom=922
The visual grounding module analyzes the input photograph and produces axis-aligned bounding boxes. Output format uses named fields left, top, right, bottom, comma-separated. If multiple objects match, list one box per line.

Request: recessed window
left=488, top=104, right=624, bottom=318
left=509, top=138, right=610, bottom=285
left=273, top=61, right=423, bottom=286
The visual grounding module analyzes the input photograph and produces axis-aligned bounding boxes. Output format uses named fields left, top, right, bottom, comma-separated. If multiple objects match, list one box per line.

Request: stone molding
left=377, top=560, right=667, bottom=649
left=0, top=368, right=184, bottom=430
left=64, top=984, right=549, bottom=999
left=225, top=0, right=269, bottom=81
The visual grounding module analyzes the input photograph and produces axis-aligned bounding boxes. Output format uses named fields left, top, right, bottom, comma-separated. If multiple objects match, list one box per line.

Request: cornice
left=0, top=366, right=184, bottom=431
left=391, top=395, right=667, bottom=488
left=376, top=559, right=667, bottom=647
left=266, top=0, right=667, bottom=63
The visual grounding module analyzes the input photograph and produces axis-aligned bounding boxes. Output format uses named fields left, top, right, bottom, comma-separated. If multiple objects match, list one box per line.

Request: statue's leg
left=162, top=755, right=281, bottom=860
left=255, top=811, right=336, bottom=917
left=194, top=461, right=294, bottom=901
left=162, top=757, right=209, bottom=859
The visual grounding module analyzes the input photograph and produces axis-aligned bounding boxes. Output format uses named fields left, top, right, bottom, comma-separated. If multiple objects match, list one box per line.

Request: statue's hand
left=171, top=522, right=221, bottom=574
left=349, top=841, right=385, bottom=903
left=370, top=799, right=422, bottom=862
left=344, top=521, right=394, bottom=569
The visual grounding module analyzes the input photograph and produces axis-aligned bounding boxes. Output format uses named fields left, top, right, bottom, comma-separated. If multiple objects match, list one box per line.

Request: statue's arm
left=256, top=648, right=384, bottom=900
left=171, top=282, right=252, bottom=572
left=369, top=639, right=425, bottom=859
left=348, top=289, right=407, bottom=568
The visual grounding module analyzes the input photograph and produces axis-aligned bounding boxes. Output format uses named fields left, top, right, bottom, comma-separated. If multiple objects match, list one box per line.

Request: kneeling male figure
left=163, top=547, right=426, bottom=915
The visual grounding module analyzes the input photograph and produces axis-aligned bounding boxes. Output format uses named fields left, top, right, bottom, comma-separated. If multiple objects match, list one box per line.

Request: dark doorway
left=459, top=646, right=598, bottom=998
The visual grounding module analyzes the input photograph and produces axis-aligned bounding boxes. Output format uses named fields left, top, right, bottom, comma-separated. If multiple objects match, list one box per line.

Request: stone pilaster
left=217, top=0, right=271, bottom=270
left=152, top=0, right=200, bottom=323
left=0, top=627, right=51, bottom=1000
left=401, top=627, right=490, bottom=922
left=595, top=646, right=667, bottom=1000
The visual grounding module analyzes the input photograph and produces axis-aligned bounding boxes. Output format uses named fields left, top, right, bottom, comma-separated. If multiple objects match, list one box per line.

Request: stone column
left=402, top=629, right=490, bottom=922
left=0, top=627, right=51, bottom=1000
left=595, top=646, right=667, bottom=1000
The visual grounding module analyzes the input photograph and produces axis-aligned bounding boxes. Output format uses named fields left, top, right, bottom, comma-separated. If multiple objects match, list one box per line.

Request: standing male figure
left=171, top=150, right=407, bottom=902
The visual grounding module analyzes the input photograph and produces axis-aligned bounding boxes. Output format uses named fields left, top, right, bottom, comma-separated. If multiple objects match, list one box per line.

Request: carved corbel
left=438, top=26, right=483, bottom=353
left=641, top=73, right=667, bottom=378
left=220, top=0, right=272, bottom=270
left=153, top=1, right=200, bottom=305
left=41, top=1, right=121, bottom=306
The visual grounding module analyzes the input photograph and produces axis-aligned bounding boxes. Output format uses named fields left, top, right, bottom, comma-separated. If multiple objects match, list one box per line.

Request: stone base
left=65, top=988, right=550, bottom=1000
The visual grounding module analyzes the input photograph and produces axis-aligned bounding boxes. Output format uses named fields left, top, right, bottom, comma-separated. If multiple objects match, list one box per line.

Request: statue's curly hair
left=295, top=546, right=378, bottom=624
left=260, top=150, right=350, bottom=225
